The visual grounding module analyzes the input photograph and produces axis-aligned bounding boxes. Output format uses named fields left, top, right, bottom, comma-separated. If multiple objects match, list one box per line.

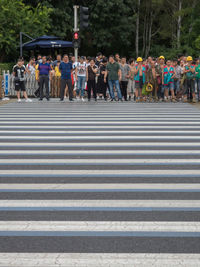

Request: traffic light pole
left=73, top=5, right=79, bottom=62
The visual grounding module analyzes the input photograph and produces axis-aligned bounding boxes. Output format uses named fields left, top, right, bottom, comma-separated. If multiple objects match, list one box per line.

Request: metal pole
left=20, top=32, right=23, bottom=57
left=73, top=5, right=79, bottom=62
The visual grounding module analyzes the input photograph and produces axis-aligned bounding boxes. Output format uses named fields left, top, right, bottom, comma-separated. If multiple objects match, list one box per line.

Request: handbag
left=146, top=83, right=153, bottom=92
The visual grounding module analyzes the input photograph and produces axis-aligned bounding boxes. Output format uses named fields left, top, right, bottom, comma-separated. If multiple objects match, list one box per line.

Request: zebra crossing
left=0, top=99, right=200, bottom=266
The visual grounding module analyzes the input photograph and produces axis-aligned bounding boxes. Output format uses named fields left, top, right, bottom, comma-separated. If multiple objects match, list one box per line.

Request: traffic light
left=73, top=31, right=80, bottom=48
left=80, top=6, right=89, bottom=29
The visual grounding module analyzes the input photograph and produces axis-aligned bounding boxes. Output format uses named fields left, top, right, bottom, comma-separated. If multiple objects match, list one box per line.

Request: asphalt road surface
left=0, top=99, right=200, bottom=266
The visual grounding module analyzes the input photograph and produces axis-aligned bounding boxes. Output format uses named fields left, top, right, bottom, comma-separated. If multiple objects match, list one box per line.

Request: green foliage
left=0, top=63, right=14, bottom=73
left=1, top=0, right=200, bottom=61
left=0, top=0, right=51, bottom=62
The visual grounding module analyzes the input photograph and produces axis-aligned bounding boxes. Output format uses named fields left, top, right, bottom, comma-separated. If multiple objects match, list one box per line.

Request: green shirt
left=185, top=65, right=195, bottom=79
left=106, top=62, right=120, bottom=80
left=196, top=65, right=200, bottom=79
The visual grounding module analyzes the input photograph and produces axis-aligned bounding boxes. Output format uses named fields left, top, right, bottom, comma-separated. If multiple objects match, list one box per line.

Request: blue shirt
left=59, top=62, right=72, bottom=80
left=38, top=63, right=51, bottom=76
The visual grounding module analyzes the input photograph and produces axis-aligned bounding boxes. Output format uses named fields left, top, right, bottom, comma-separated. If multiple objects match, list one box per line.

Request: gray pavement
left=0, top=99, right=200, bottom=266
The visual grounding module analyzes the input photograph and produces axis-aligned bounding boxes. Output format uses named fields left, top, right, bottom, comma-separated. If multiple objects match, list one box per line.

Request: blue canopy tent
left=23, top=35, right=73, bottom=50
left=20, top=35, right=73, bottom=57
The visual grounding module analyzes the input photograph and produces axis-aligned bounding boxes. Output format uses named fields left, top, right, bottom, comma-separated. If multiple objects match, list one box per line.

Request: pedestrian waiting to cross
left=38, top=56, right=51, bottom=101
left=59, top=54, right=74, bottom=102
left=13, top=58, right=32, bottom=103
left=86, top=58, right=98, bottom=101
left=104, top=55, right=122, bottom=102
left=120, top=56, right=130, bottom=101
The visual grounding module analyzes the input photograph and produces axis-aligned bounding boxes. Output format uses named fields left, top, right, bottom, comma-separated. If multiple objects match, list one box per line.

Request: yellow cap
left=187, top=56, right=193, bottom=61
left=137, top=57, right=143, bottom=62
left=159, top=56, right=165, bottom=60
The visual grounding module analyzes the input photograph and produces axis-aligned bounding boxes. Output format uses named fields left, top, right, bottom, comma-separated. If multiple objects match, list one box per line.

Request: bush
left=0, top=63, right=15, bottom=73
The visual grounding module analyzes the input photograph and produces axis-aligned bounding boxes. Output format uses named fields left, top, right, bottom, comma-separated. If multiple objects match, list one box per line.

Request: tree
left=0, top=0, right=51, bottom=62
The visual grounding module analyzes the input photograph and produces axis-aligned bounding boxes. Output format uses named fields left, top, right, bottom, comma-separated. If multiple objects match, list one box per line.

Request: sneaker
left=81, top=97, right=85, bottom=102
left=25, top=98, right=32, bottom=103
left=109, top=99, right=114, bottom=102
left=17, top=99, right=21, bottom=103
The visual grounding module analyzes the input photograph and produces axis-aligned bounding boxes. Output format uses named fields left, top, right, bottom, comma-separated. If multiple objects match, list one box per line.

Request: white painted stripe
left=2, top=115, right=200, bottom=119
left=0, top=159, right=200, bottom=164
left=1, top=184, right=200, bottom=190
left=1, top=117, right=200, bottom=121
left=0, top=221, right=199, bottom=232
left=0, top=136, right=199, bottom=140
left=0, top=125, right=200, bottom=129
left=0, top=150, right=199, bottom=155
left=1, top=112, right=197, bottom=114
left=0, top=121, right=199, bottom=124
left=0, top=142, right=199, bottom=147
left=0, top=200, right=199, bottom=208
left=1, top=170, right=200, bottom=175
left=0, top=130, right=199, bottom=134
left=0, top=253, right=199, bottom=267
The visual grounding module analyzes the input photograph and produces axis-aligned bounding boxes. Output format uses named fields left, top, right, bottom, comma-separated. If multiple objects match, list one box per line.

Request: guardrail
left=0, top=71, right=62, bottom=98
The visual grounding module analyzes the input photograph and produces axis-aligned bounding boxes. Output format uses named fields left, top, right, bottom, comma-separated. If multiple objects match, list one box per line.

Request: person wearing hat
left=156, top=56, right=165, bottom=100
left=184, top=56, right=196, bottom=103
left=134, top=57, right=146, bottom=102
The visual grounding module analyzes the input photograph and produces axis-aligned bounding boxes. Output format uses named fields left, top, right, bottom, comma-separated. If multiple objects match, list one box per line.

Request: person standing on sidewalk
left=184, top=56, right=196, bottom=103
left=134, top=57, right=146, bottom=102
left=59, top=54, right=73, bottom=101
left=173, top=59, right=183, bottom=100
left=127, top=59, right=135, bottom=101
left=75, top=56, right=87, bottom=102
left=86, top=58, right=98, bottom=101
left=120, top=56, right=130, bottom=101
left=104, top=55, right=122, bottom=101
left=13, top=58, right=32, bottom=103
left=38, top=56, right=51, bottom=101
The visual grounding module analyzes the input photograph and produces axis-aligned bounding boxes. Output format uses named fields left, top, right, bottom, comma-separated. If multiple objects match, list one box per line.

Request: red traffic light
left=74, top=32, right=79, bottom=40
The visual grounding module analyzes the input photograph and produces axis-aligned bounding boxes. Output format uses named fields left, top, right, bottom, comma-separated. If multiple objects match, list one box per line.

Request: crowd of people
left=12, top=52, right=200, bottom=103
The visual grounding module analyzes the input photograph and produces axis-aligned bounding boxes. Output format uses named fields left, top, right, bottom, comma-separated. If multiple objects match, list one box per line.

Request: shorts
left=15, top=81, right=26, bottom=91
left=164, top=83, right=174, bottom=91
left=135, top=76, right=143, bottom=89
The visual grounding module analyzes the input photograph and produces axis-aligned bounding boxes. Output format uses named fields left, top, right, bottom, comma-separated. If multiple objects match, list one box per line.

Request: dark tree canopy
left=1, top=0, right=200, bottom=61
